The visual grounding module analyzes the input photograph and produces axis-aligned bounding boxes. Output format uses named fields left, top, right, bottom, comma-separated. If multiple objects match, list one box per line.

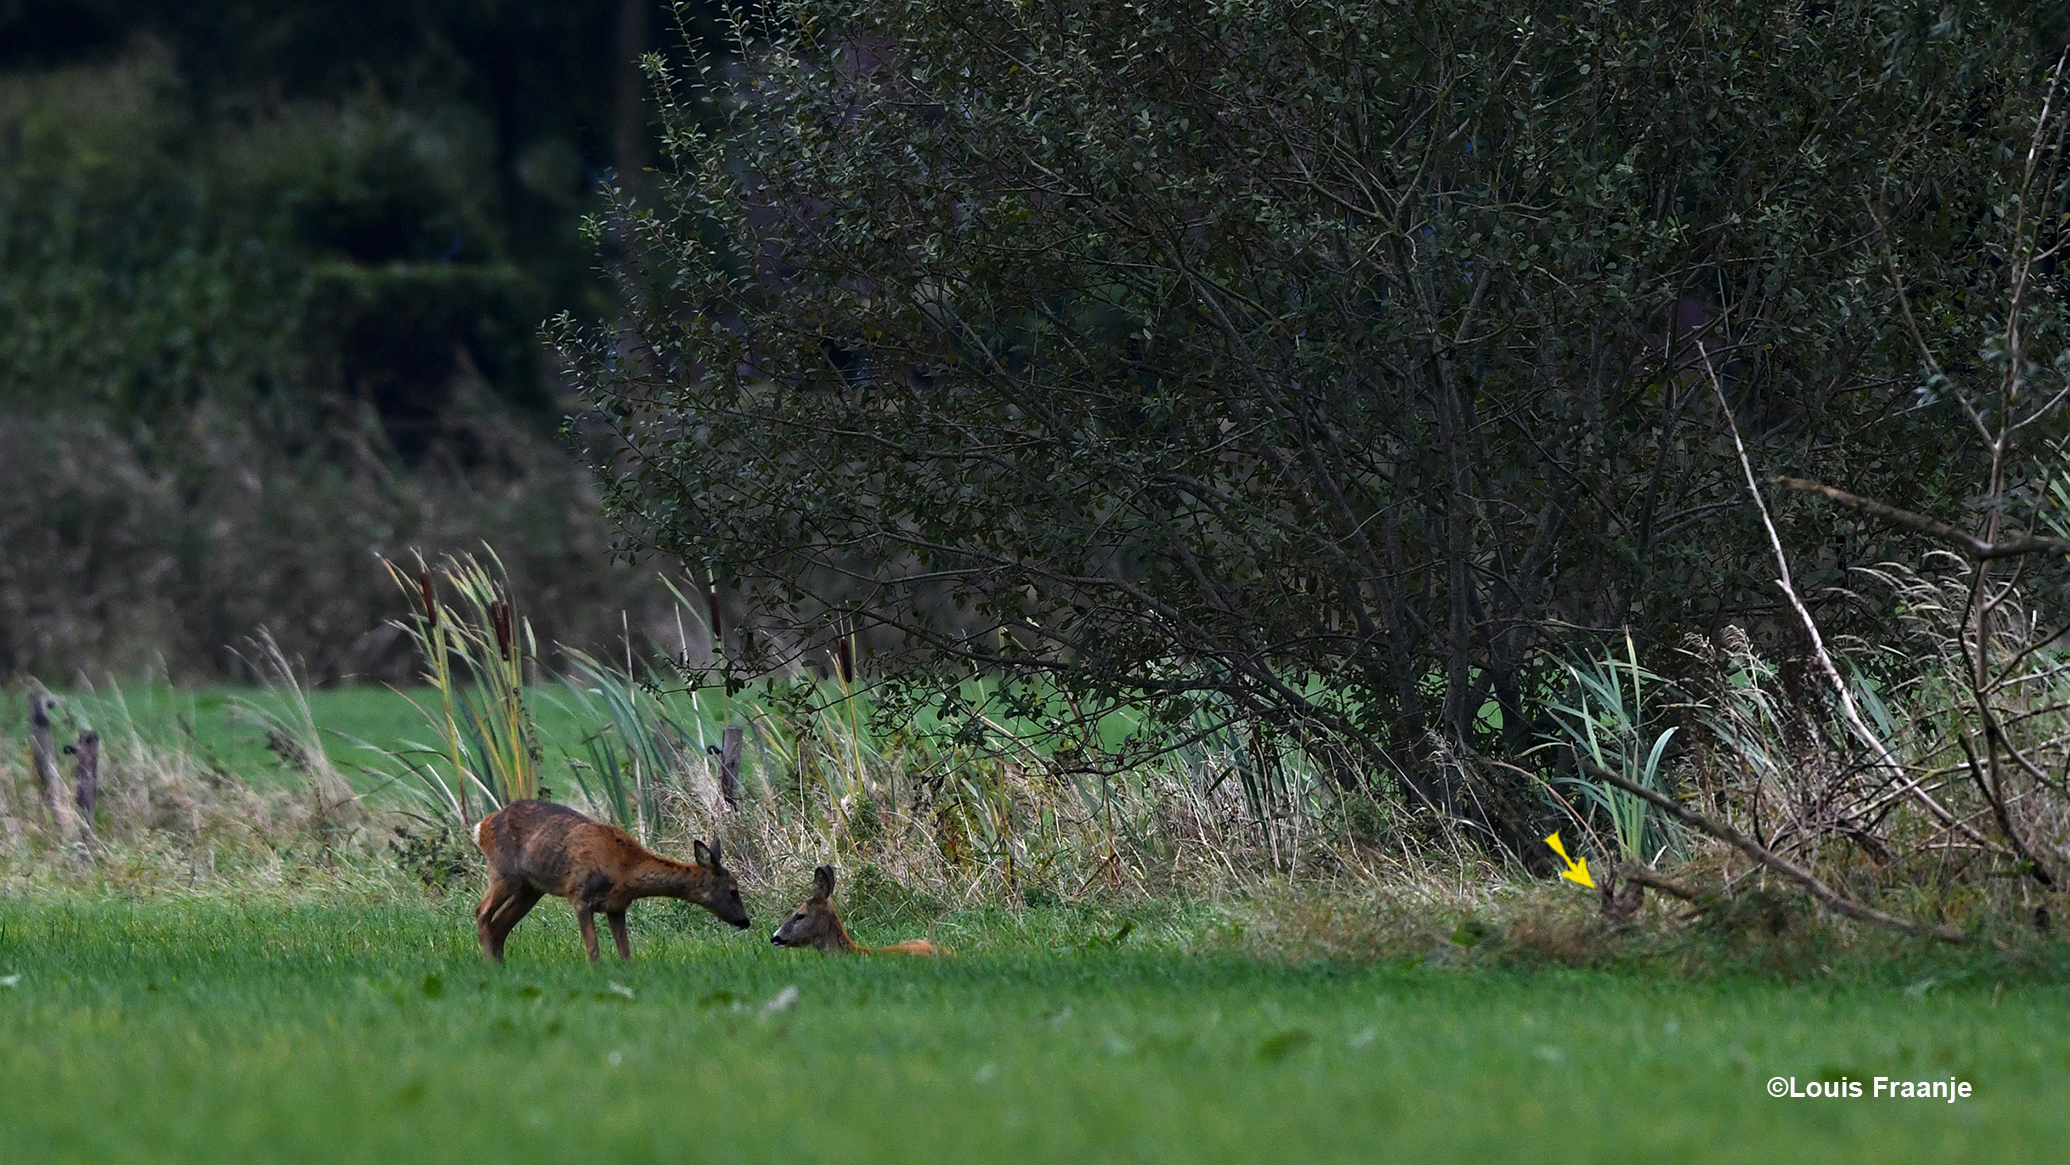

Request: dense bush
left=569, top=0, right=2070, bottom=811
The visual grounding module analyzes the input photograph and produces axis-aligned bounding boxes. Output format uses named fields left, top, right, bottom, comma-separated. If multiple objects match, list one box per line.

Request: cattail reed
left=836, top=617, right=856, bottom=686
left=492, top=599, right=513, bottom=661
left=705, top=581, right=723, bottom=647
left=383, top=551, right=543, bottom=823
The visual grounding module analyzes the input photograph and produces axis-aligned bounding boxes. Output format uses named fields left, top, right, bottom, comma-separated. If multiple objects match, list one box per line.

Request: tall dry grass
left=319, top=553, right=1427, bottom=908
left=0, top=684, right=381, bottom=897
left=4, top=549, right=2064, bottom=969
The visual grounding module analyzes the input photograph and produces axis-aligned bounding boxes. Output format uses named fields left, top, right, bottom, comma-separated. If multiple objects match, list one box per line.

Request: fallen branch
left=1597, top=862, right=1701, bottom=922
left=1578, top=759, right=1968, bottom=943
left=1616, top=863, right=1703, bottom=902
left=1771, top=477, right=2070, bottom=560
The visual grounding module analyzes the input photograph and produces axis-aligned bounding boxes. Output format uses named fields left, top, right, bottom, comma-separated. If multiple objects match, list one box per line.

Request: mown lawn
left=1, top=896, right=2064, bottom=1163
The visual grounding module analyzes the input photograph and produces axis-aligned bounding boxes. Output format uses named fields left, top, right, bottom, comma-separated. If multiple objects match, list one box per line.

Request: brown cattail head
left=835, top=618, right=855, bottom=685
left=419, top=570, right=438, bottom=629
left=492, top=599, right=514, bottom=660
left=705, top=584, right=723, bottom=646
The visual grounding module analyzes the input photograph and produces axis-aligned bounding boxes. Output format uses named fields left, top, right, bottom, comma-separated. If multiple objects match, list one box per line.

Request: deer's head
left=692, top=838, right=751, bottom=929
left=770, top=865, right=854, bottom=951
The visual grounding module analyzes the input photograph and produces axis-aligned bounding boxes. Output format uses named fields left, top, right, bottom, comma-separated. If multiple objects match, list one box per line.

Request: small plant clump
left=387, top=821, right=477, bottom=892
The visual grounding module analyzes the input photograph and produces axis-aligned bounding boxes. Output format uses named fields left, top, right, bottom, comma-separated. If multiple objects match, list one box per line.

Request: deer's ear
left=812, top=865, right=836, bottom=901
left=706, top=837, right=724, bottom=870
left=694, top=839, right=715, bottom=868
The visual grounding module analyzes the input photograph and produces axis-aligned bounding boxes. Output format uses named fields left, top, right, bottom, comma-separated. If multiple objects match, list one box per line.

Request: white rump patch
left=473, top=817, right=487, bottom=849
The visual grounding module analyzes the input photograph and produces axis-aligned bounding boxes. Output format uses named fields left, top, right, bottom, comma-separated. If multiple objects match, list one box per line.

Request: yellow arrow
left=1544, top=832, right=1595, bottom=889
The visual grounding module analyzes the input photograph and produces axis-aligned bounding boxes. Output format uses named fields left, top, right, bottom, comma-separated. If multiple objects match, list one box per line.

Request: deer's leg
left=486, top=886, right=544, bottom=962
left=607, top=911, right=631, bottom=961
left=476, top=879, right=514, bottom=961
left=576, top=904, right=602, bottom=963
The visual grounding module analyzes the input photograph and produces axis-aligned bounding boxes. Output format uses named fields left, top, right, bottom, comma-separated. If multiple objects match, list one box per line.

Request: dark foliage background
left=0, top=1, right=721, bottom=680
left=567, top=0, right=2070, bottom=826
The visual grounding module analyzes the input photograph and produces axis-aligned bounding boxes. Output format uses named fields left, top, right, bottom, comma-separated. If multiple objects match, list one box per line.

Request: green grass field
left=2, top=895, right=2065, bottom=1164
left=13, top=683, right=2069, bottom=1160
left=40, top=676, right=1166, bottom=801
left=45, top=683, right=612, bottom=795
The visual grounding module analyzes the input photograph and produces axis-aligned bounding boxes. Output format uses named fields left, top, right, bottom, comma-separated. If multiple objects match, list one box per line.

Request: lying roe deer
left=770, top=865, right=946, bottom=955
left=473, top=799, right=750, bottom=963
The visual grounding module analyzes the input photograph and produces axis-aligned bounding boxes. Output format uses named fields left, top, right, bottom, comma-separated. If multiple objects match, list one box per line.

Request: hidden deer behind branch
left=770, top=865, right=947, bottom=956
left=473, top=799, right=750, bottom=962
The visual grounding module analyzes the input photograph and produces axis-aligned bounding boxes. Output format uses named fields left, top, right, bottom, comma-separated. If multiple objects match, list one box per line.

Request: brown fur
left=473, top=799, right=750, bottom=963
left=770, top=865, right=947, bottom=956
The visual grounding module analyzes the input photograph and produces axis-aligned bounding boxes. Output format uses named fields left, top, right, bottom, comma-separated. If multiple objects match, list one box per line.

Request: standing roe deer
left=770, top=865, right=946, bottom=955
left=473, top=799, right=750, bottom=963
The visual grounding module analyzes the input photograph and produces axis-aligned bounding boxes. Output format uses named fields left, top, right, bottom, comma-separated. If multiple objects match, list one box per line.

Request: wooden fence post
left=718, top=724, right=744, bottom=810
left=29, top=692, right=61, bottom=814
left=72, top=729, right=99, bottom=823
left=29, top=692, right=84, bottom=848
left=0, top=721, right=12, bottom=847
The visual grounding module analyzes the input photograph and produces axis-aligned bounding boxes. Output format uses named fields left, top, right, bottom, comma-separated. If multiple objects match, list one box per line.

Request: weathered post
left=72, top=729, right=100, bottom=823
left=29, top=692, right=84, bottom=846
left=29, top=692, right=62, bottom=816
left=717, top=724, right=745, bottom=811
left=0, top=724, right=12, bottom=848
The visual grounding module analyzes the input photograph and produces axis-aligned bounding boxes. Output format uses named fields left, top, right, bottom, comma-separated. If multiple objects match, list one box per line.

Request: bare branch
left=1615, top=863, right=1703, bottom=902
left=1772, top=477, right=2070, bottom=560
left=1702, top=349, right=1981, bottom=843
